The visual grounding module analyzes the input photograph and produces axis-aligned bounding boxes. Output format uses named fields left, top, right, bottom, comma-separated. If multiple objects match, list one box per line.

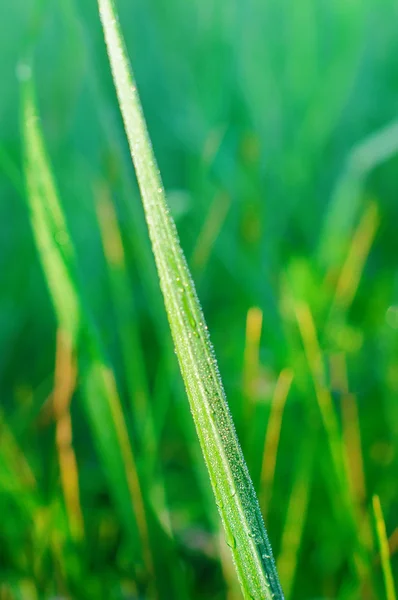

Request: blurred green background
left=1, top=0, right=398, bottom=598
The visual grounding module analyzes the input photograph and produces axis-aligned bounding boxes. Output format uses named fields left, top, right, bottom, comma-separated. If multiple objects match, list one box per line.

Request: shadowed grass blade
left=97, top=1, right=284, bottom=597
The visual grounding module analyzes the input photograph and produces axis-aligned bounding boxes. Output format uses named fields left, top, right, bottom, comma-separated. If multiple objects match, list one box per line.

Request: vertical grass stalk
left=97, top=0, right=284, bottom=597
left=372, top=495, right=397, bottom=600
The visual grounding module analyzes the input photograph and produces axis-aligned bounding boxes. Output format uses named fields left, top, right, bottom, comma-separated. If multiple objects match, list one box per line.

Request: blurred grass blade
left=243, top=307, right=263, bottom=403
left=290, top=296, right=373, bottom=592
left=259, top=368, right=293, bottom=519
left=21, top=75, right=156, bottom=590
left=0, top=410, right=38, bottom=517
left=53, top=329, right=84, bottom=541
left=387, top=530, right=398, bottom=562
left=318, top=120, right=398, bottom=269
left=330, top=201, right=379, bottom=314
left=242, top=306, right=264, bottom=443
left=329, top=354, right=367, bottom=506
left=191, top=190, right=231, bottom=273
left=97, top=0, right=284, bottom=597
left=277, top=435, right=315, bottom=600
left=95, top=181, right=153, bottom=445
left=95, top=186, right=183, bottom=557
left=292, top=300, right=345, bottom=483
left=372, top=495, right=397, bottom=600
left=22, top=80, right=80, bottom=341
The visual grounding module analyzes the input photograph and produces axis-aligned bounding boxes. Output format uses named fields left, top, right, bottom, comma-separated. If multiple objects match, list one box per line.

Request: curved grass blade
left=21, top=75, right=156, bottom=592
left=97, top=1, right=284, bottom=597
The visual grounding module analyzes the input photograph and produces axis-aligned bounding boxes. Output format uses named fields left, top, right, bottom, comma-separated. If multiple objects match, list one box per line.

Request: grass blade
left=95, top=180, right=153, bottom=449
left=191, top=190, right=231, bottom=273
left=21, top=76, right=156, bottom=592
left=329, top=201, right=379, bottom=315
left=259, top=368, right=293, bottom=520
left=372, top=495, right=397, bottom=600
left=277, top=434, right=315, bottom=600
left=53, top=329, right=84, bottom=542
left=243, top=307, right=263, bottom=414
left=97, top=1, right=284, bottom=597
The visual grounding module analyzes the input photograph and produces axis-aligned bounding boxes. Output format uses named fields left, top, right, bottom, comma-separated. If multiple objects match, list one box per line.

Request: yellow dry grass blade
left=259, top=369, right=293, bottom=519
left=53, top=329, right=84, bottom=541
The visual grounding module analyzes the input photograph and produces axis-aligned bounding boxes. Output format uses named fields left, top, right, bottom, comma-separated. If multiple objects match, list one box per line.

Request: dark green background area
left=1, top=0, right=397, bottom=598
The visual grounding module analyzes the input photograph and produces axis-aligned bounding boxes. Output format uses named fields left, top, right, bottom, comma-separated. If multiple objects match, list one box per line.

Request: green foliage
left=0, top=0, right=397, bottom=598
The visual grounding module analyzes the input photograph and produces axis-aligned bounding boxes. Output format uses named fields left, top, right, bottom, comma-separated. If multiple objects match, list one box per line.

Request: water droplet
left=230, top=487, right=236, bottom=498
left=225, top=530, right=236, bottom=549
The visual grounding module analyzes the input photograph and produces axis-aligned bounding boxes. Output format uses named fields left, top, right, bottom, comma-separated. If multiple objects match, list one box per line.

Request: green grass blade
left=95, top=182, right=192, bottom=599
left=21, top=75, right=157, bottom=591
left=22, top=80, right=80, bottom=341
left=97, top=1, right=284, bottom=597
left=276, top=434, right=315, bottom=599
left=95, top=181, right=153, bottom=447
left=372, top=495, right=397, bottom=600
